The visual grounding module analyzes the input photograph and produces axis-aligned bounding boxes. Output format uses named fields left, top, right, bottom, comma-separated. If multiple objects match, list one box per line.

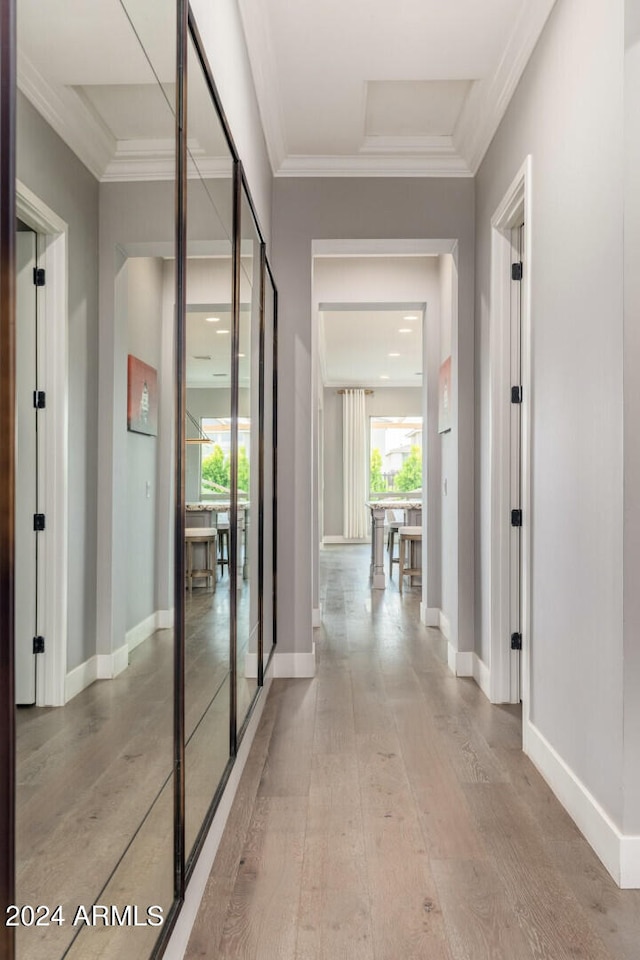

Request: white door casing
left=489, top=156, right=532, bottom=713
left=15, top=229, right=38, bottom=704
left=16, top=182, right=68, bottom=707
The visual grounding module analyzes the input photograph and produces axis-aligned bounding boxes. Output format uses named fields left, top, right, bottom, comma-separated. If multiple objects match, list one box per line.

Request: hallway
left=185, top=546, right=640, bottom=960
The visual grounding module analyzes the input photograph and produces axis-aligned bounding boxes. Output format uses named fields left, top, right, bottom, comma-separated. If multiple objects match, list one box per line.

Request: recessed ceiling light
left=238, top=353, right=245, bottom=358
left=205, top=316, right=220, bottom=323
left=398, top=328, right=412, bottom=334
left=380, top=375, right=390, bottom=380
left=404, top=315, right=418, bottom=321
left=216, top=329, right=229, bottom=334
left=388, top=352, right=400, bottom=357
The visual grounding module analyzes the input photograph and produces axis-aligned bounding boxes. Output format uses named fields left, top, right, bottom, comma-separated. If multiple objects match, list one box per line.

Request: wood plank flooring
left=185, top=545, right=640, bottom=960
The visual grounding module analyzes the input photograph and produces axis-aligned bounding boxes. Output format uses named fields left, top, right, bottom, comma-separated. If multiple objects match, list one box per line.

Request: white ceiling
left=238, top=0, right=558, bottom=177
left=320, top=307, right=423, bottom=388
left=186, top=307, right=252, bottom=388
left=17, top=0, right=557, bottom=182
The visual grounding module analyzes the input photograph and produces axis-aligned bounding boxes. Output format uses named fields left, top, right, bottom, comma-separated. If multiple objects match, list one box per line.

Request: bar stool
left=398, top=526, right=422, bottom=595
left=216, top=511, right=230, bottom=576
left=386, top=508, right=406, bottom=579
left=185, top=527, right=217, bottom=595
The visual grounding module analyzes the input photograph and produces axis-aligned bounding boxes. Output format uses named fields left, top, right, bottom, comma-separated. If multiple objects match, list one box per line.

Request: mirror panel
left=183, top=33, right=235, bottom=861
left=235, top=189, right=261, bottom=735
left=262, top=270, right=276, bottom=672
left=15, top=1, right=176, bottom=957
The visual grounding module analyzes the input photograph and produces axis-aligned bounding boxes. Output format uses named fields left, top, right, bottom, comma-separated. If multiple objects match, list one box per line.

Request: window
left=369, top=416, right=423, bottom=494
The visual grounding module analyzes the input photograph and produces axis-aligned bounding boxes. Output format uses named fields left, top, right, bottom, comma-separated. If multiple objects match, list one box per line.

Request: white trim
left=276, top=154, right=472, bottom=178
left=453, top=1, right=557, bottom=173
left=524, top=719, right=640, bottom=889
left=126, top=611, right=166, bottom=654
left=447, top=644, right=474, bottom=677
left=237, top=0, right=288, bottom=173
left=64, top=644, right=129, bottom=703
left=64, top=657, right=98, bottom=704
left=420, top=603, right=440, bottom=627
left=163, top=666, right=274, bottom=960
left=18, top=52, right=113, bottom=180
left=272, top=645, right=316, bottom=678
left=438, top=611, right=451, bottom=641
left=98, top=643, right=129, bottom=679
left=244, top=652, right=258, bottom=680
left=16, top=182, right=69, bottom=708
left=472, top=654, right=492, bottom=700
left=312, top=606, right=322, bottom=628
left=488, top=156, right=533, bottom=708
left=322, top=535, right=369, bottom=545
left=313, top=239, right=457, bottom=258
left=157, top=608, right=174, bottom=630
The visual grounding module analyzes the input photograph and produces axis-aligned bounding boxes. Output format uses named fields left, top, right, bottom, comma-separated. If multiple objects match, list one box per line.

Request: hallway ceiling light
left=403, top=315, right=418, bottom=321
left=380, top=374, right=390, bottom=380
left=216, top=329, right=229, bottom=334
left=205, top=316, right=220, bottom=323
left=238, top=353, right=246, bottom=358
left=398, top=328, right=412, bottom=333
left=389, top=352, right=400, bottom=357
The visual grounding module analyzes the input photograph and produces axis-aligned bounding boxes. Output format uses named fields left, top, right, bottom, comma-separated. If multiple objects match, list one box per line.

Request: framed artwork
left=438, top=356, right=452, bottom=434
left=127, top=355, right=158, bottom=436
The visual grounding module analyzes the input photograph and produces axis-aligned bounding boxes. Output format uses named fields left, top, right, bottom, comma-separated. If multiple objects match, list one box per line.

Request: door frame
left=16, top=181, right=68, bottom=707
left=489, top=156, right=532, bottom=711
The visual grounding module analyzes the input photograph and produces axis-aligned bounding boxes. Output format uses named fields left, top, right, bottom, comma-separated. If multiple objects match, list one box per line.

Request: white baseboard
left=163, top=663, right=274, bottom=959
left=157, top=608, right=174, bottom=630
left=420, top=604, right=440, bottom=627
left=438, top=610, right=451, bottom=640
left=127, top=609, right=174, bottom=653
left=472, top=653, right=491, bottom=700
left=65, top=643, right=129, bottom=702
left=447, top=643, right=474, bottom=677
left=65, top=657, right=98, bottom=703
left=322, top=536, right=370, bottom=544
left=245, top=652, right=258, bottom=680
left=272, top=644, right=316, bottom=678
left=524, top=719, right=640, bottom=888
left=312, top=606, right=322, bottom=628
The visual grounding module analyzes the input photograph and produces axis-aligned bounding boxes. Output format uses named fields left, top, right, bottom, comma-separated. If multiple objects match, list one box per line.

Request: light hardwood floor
left=185, top=544, right=640, bottom=960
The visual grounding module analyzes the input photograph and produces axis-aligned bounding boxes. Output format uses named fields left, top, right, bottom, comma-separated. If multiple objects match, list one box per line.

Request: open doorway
left=311, top=243, right=461, bottom=666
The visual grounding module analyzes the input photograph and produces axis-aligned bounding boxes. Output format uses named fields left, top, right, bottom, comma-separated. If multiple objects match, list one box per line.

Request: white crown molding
left=454, top=0, right=558, bottom=173
left=237, top=0, right=288, bottom=173
left=18, top=51, right=115, bottom=180
left=276, top=153, right=472, bottom=178
left=360, top=134, right=458, bottom=156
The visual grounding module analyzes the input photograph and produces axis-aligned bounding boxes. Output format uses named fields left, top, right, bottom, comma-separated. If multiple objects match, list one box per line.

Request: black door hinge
left=510, top=632, right=522, bottom=651
left=33, top=267, right=45, bottom=287
left=33, top=513, right=45, bottom=531
left=33, top=636, right=45, bottom=654
left=511, top=509, right=522, bottom=527
left=511, top=262, right=523, bottom=281
left=33, top=390, right=46, bottom=409
left=511, top=385, right=522, bottom=404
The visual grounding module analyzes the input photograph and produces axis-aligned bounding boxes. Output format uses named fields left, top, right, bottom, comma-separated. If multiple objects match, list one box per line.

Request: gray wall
left=16, top=92, right=100, bottom=673
left=475, top=0, right=624, bottom=823
left=125, top=258, right=163, bottom=633
left=624, top=2, right=640, bottom=835
left=272, top=178, right=475, bottom=657
left=439, top=255, right=456, bottom=627
left=322, top=387, right=423, bottom=537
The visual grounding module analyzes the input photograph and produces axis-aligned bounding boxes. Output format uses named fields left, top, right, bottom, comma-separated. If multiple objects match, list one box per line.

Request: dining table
left=366, top=499, right=422, bottom=589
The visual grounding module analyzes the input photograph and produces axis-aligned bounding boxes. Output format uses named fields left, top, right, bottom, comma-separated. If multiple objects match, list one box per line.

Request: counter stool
left=386, top=508, right=406, bottom=580
left=216, top=513, right=230, bottom=576
left=185, top=527, right=217, bottom=595
left=398, top=526, right=422, bottom=595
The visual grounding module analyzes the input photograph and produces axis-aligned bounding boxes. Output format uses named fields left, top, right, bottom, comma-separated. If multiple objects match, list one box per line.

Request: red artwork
left=127, top=355, right=158, bottom=436
left=438, top=356, right=452, bottom=434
